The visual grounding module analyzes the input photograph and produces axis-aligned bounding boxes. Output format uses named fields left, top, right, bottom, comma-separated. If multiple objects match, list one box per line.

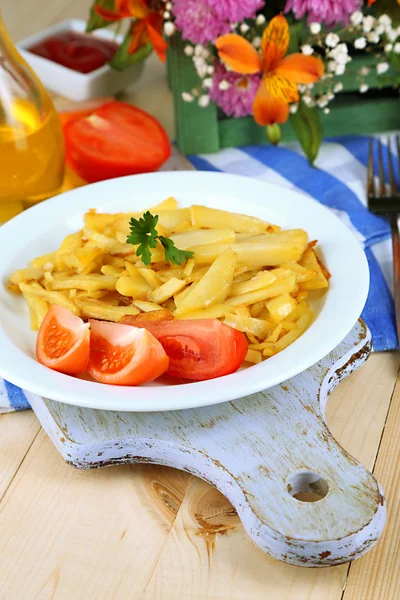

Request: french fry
left=150, top=278, right=186, bottom=304
left=279, top=261, right=316, bottom=282
left=299, top=249, right=329, bottom=290
left=192, top=231, right=307, bottom=267
left=190, top=205, right=271, bottom=233
left=224, top=273, right=296, bottom=307
left=30, top=252, right=57, bottom=271
left=84, top=210, right=121, bottom=233
left=249, top=301, right=266, bottom=318
left=132, top=300, right=165, bottom=312
left=50, top=274, right=117, bottom=292
left=175, top=248, right=237, bottom=315
left=245, top=349, right=262, bottom=364
left=116, top=274, right=151, bottom=299
left=223, top=314, right=272, bottom=340
left=174, top=283, right=196, bottom=307
left=230, top=270, right=276, bottom=297
left=170, top=228, right=236, bottom=249
left=73, top=298, right=140, bottom=322
left=175, top=303, right=233, bottom=320
left=183, top=258, right=195, bottom=277
left=19, top=282, right=79, bottom=315
left=8, top=269, right=43, bottom=293
left=137, top=267, right=161, bottom=290
left=266, top=293, right=297, bottom=324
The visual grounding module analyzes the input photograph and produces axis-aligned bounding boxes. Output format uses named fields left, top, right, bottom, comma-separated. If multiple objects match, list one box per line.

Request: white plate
left=0, top=172, right=369, bottom=412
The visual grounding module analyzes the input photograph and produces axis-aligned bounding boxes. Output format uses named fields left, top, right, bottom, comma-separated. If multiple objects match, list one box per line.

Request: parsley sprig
left=126, top=211, right=194, bottom=266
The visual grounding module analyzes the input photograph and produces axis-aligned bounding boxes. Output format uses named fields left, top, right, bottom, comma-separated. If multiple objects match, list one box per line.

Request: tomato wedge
left=121, top=317, right=248, bottom=381
left=36, top=305, right=90, bottom=375
left=63, top=101, right=171, bottom=183
left=87, top=320, right=169, bottom=385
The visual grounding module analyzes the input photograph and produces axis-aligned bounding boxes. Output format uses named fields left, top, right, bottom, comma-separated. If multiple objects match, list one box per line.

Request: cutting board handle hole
left=286, top=471, right=329, bottom=503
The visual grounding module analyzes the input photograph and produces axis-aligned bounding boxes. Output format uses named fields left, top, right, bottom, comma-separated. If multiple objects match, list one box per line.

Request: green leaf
left=109, top=26, right=153, bottom=71
left=158, top=237, right=194, bottom=266
left=86, top=0, right=115, bottom=32
left=127, top=212, right=159, bottom=265
left=290, top=99, right=322, bottom=165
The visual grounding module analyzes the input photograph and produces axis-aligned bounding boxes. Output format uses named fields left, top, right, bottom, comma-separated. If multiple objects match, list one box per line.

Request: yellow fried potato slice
left=224, top=273, right=296, bottom=306
left=175, top=248, right=237, bottom=315
left=190, top=205, right=271, bottom=233
left=266, top=293, right=297, bottom=324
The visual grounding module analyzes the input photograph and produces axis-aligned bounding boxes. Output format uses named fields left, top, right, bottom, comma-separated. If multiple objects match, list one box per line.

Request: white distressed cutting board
left=29, top=319, right=385, bottom=567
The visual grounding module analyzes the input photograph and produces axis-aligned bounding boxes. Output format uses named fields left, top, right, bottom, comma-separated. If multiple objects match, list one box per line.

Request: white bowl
left=0, top=172, right=369, bottom=412
left=17, top=19, right=144, bottom=102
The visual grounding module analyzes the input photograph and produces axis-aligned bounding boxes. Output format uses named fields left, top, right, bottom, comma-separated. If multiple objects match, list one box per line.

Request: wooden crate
left=167, top=33, right=400, bottom=155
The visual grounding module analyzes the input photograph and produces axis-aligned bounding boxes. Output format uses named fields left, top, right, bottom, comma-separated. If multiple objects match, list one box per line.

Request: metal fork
left=368, top=136, right=400, bottom=344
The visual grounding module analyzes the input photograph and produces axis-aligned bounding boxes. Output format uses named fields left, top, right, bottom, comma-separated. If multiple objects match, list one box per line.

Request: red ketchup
left=29, top=31, right=119, bottom=74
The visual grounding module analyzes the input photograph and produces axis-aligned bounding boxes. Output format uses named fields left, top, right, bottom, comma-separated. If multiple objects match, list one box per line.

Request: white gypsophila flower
left=359, top=83, right=369, bottom=93
left=387, top=29, right=398, bottom=42
left=310, top=22, right=321, bottom=34
left=328, top=60, right=336, bottom=72
left=377, top=62, right=389, bottom=74
left=201, top=48, right=210, bottom=59
left=359, top=66, right=370, bottom=76
left=182, top=92, right=193, bottom=102
left=334, top=82, right=343, bottom=93
left=184, top=45, right=194, bottom=56
left=317, top=95, right=329, bottom=108
left=194, top=44, right=204, bottom=56
left=298, top=84, right=307, bottom=93
left=354, top=37, right=367, bottom=49
left=290, top=104, right=298, bottom=114
left=385, top=43, right=393, bottom=53
left=240, top=23, right=250, bottom=33
left=326, top=32, right=340, bottom=47
left=163, top=11, right=170, bottom=19
left=207, top=65, right=214, bottom=74
left=164, top=22, right=175, bottom=36
left=394, top=42, right=400, bottom=54
left=363, top=16, right=375, bottom=33
left=303, top=95, right=313, bottom=106
left=166, top=1, right=172, bottom=9
left=334, top=52, right=350, bottom=65
left=253, top=36, right=261, bottom=48
left=375, top=24, right=385, bottom=35
left=197, top=64, right=208, bottom=78
left=301, top=44, right=313, bottom=56
left=350, top=11, right=363, bottom=26
left=203, top=77, right=213, bottom=89
left=368, top=32, right=380, bottom=44
left=256, top=14, right=265, bottom=25
left=324, top=108, right=330, bottom=114
left=335, top=64, right=345, bottom=75
left=378, top=14, right=392, bottom=27
left=327, top=91, right=334, bottom=100
left=198, top=95, right=210, bottom=107
left=218, top=80, right=231, bottom=91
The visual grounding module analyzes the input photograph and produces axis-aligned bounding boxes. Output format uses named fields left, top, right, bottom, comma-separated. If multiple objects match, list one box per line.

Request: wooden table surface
left=1, top=2, right=400, bottom=598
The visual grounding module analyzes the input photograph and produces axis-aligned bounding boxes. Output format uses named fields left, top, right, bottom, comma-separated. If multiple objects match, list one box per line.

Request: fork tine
left=367, top=138, right=375, bottom=199
left=378, top=138, right=386, bottom=197
left=387, top=137, right=397, bottom=196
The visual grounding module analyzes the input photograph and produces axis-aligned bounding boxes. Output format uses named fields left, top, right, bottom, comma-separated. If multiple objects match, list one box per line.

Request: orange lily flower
left=216, top=15, right=324, bottom=126
left=95, top=0, right=167, bottom=62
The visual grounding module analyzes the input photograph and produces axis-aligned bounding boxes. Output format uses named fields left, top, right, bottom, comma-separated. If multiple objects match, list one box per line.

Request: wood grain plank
left=0, top=411, right=41, bottom=500
left=143, top=353, right=399, bottom=599
left=0, top=430, right=190, bottom=600
left=342, top=360, right=400, bottom=600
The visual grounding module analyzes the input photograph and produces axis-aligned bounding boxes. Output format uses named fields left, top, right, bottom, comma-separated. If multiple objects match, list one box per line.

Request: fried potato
left=10, top=198, right=328, bottom=365
left=190, top=205, right=271, bottom=233
left=73, top=298, right=140, bottom=322
left=175, top=248, right=236, bottom=315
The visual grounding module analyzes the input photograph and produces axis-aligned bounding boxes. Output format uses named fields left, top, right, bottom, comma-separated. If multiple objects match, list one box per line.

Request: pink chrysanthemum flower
left=210, top=61, right=261, bottom=118
left=173, top=0, right=230, bottom=45
left=284, top=0, right=362, bottom=26
left=208, top=0, right=265, bottom=24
